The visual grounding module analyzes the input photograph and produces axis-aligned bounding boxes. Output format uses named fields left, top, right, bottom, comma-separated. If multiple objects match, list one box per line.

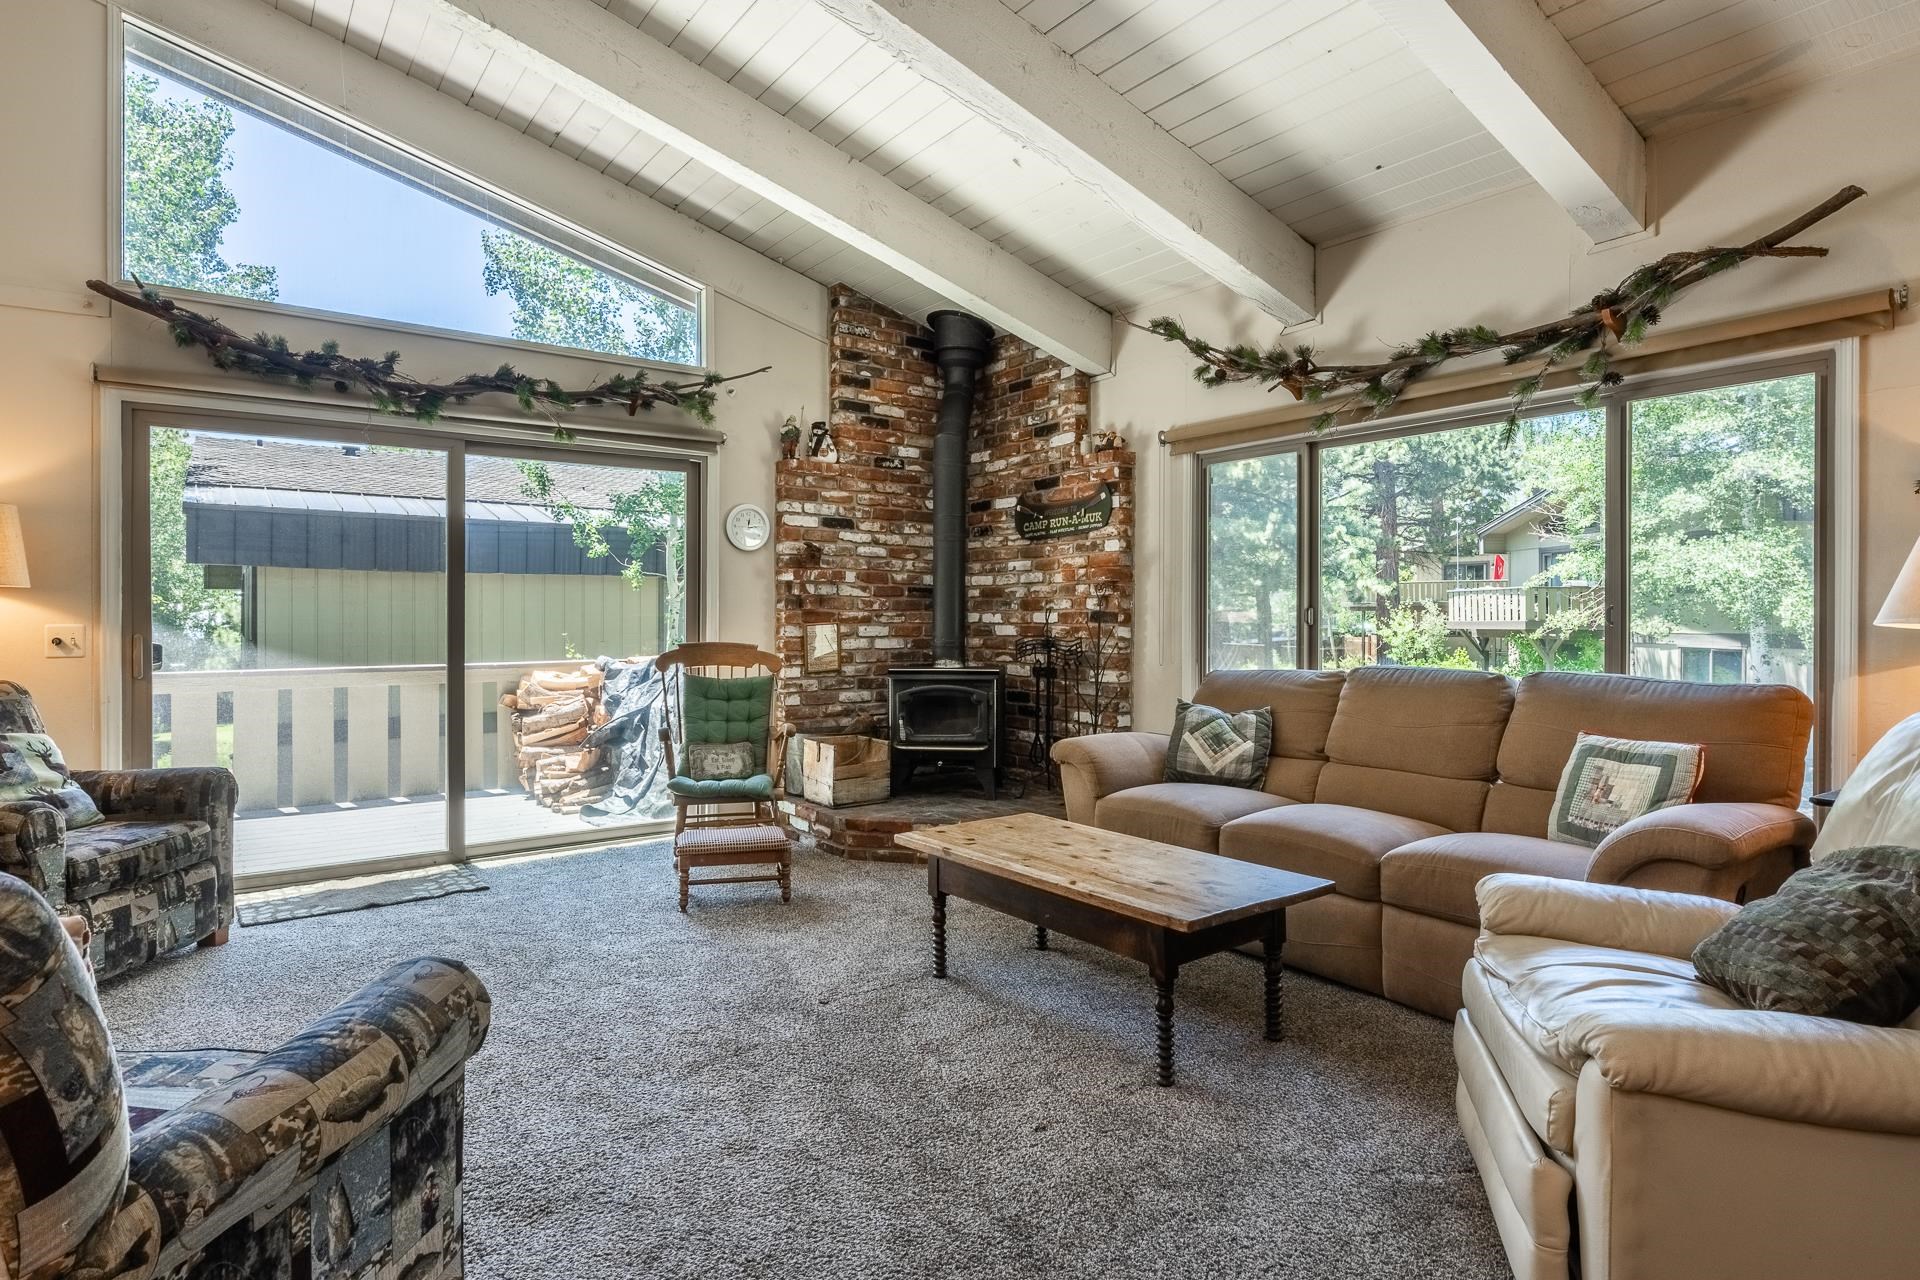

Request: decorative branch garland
left=1142, top=185, right=1866, bottom=435
left=86, top=279, right=771, bottom=438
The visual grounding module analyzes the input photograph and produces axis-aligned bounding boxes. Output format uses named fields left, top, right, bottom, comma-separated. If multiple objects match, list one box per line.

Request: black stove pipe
left=927, top=310, right=995, bottom=665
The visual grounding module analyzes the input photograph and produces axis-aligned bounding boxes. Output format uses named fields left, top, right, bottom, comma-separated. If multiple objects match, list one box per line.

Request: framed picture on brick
left=806, top=623, right=841, bottom=673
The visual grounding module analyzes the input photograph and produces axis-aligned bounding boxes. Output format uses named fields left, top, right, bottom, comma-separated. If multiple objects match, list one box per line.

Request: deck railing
left=1445, top=584, right=1598, bottom=628
left=154, top=660, right=568, bottom=813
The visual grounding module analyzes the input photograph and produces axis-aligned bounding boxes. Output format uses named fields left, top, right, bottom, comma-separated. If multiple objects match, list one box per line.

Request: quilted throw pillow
left=1548, top=731, right=1703, bottom=847
left=0, top=732, right=104, bottom=829
left=1694, top=845, right=1920, bottom=1024
left=1165, top=700, right=1272, bottom=789
left=685, top=741, right=759, bottom=782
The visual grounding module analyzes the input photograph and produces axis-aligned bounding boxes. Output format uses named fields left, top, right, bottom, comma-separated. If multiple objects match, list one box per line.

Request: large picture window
left=118, top=23, right=703, bottom=366
left=1199, top=357, right=1830, bottom=781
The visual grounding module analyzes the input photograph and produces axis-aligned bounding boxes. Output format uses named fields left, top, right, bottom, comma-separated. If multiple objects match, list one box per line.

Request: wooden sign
left=1015, top=483, right=1114, bottom=541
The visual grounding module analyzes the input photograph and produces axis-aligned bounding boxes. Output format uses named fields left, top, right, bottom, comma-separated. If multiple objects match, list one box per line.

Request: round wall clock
left=725, top=503, right=772, bottom=551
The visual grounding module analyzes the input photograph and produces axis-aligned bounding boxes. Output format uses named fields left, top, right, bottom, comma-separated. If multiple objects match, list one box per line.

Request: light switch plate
left=45, top=625, right=86, bottom=659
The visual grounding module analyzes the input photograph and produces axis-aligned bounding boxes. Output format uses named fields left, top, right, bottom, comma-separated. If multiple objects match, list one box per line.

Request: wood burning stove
left=888, top=666, right=1004, bottom=798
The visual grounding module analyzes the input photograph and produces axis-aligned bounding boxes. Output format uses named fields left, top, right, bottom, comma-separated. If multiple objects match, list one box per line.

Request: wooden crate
left=801, top=735, right=890, bottom=807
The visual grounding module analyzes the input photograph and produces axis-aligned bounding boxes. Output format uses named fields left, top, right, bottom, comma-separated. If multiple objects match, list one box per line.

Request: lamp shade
left=1877, top=534, right=1920, bottom=628
left=0, top=506, right=25, bottom=589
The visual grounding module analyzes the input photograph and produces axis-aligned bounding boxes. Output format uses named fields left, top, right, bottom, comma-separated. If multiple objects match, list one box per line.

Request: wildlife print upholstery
left=0, top=682, right=235, bottom=981
left=0, top=871, right=493, bottom=1280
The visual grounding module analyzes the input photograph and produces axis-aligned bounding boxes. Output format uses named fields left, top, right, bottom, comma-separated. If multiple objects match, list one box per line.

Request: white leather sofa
left=1456, top=873, right=1920, bottom=1280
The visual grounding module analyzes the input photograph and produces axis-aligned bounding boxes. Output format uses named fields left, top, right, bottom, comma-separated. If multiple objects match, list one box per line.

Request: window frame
left=1194, top=348, right=1837, bottom=787
left=110, top=17, right=711, bottom=373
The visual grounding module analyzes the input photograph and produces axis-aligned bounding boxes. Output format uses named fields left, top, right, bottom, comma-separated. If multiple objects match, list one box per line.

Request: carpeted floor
left=99, top=841, right=1508, bottom=1280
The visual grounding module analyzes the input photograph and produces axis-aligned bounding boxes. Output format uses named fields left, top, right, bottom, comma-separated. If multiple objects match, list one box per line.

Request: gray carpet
left=236, top=862, right=489, bottom=926
left=99, top=841, right=1508, bottom=1280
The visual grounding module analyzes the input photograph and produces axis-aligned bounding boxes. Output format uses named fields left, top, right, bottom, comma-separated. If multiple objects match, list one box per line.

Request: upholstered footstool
left=673, top=824, right=792, bottom=911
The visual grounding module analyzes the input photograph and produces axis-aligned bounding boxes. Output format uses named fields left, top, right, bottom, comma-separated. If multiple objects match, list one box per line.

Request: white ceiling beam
left=1368, top=0, right=1647, bottom=242
left=424, top=0, right=1114, bottom=373
left=811, top=0, right=1318, bottom=326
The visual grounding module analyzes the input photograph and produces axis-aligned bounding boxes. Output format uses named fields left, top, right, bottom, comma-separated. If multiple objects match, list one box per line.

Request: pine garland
left=86, top=279, right=770, bottom=439
left=1142, top=185, right=1866, bottom=436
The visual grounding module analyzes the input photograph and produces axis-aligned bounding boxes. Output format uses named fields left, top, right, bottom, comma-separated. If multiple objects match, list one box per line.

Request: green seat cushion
left=667, top=775, right=776, bottom=802
left=681, top=674, right=774, bottom=771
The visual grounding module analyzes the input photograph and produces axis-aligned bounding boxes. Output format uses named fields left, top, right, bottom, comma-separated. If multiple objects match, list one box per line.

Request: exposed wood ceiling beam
left=424, top=0, right=1114, bottom=372
left=1368, top=0, right=1647, bottom=242
left=811, top=0, right=1318, bottom=326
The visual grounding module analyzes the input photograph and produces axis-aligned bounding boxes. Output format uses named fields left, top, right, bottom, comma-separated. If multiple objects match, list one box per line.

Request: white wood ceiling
left=1537, top=0, right=1920, bottom=135
left=260, top=0, right=1914, bottom=328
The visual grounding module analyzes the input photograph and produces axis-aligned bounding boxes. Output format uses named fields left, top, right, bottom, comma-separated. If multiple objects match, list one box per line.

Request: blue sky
left=147, top=67, right=518, bottom=336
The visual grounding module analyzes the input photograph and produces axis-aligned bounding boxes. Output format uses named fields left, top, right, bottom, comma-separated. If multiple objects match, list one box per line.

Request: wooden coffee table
left=896, top=812, right=1335, bottom=1087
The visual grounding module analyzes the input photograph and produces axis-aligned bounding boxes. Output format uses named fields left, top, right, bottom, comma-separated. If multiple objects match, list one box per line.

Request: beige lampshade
left=1877, top=534, right=1920, bottom=628
left=0, top=506, right=26, bottom=589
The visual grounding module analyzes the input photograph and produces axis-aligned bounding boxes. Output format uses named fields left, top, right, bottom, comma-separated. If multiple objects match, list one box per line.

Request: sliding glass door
left=460, top=447, right=691, bottom=852
left=1198, top=356, right=1829, bottom=783
left=126, top=410, right=701, bottom=883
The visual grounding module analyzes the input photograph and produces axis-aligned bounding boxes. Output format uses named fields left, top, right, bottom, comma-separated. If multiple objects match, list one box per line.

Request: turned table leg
left=931, top=890, right=948, bottom=978
left=1264, top=912, right=1286, bottom=1042
left=1154, top=969, right=1177, bottom=1087
left=1034, top=925, right=1049, bottom=951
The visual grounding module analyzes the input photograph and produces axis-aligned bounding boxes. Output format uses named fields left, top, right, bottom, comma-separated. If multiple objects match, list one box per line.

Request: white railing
left=154, top=660, right=566, bottom=813
left=1444, top=584, right=1597, bottom=629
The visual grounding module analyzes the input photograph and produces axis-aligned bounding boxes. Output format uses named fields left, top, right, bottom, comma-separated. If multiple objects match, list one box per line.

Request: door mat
left=238, top=864, right=488, bottom=927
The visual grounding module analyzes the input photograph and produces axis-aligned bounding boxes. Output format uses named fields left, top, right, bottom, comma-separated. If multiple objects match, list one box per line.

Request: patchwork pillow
left=1164, top=700, right=1272, bottom=789
left=1693, top=845, right=1920, bottom=1024
left=0, top=732, right=104, bottom=829
left=1548, top=731, right=1703, bottom=847
left=684, top=741, right=759, bottom=782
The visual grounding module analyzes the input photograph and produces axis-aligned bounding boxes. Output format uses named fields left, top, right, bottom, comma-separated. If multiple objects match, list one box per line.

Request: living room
left=5, top=0, right=1919, bottom=1277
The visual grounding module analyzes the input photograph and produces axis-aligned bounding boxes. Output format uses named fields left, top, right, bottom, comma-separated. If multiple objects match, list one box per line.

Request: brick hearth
left=773, top=286, right=1134, bottom=856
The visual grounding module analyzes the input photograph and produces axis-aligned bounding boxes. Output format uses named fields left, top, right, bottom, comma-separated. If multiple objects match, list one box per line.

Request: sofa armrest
left=1585, top=802, right=1813, bottom=886
left=87, top=957, right=491, bottom=1278
left=1476, top=873, right=1737, bottom=960
left=1050, top=732, right=1170, bottom=824
left=0, top=798, right=66, bottom=903
left=74, top=766, right=237, bottom=824
left=1572, top=1007, right=1920, bottom=1136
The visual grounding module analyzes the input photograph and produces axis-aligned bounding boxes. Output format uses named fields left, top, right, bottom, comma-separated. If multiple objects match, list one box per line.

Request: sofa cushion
left=1219, top=804, right=1448, bottom=899
left=1192, top=668, right=1345, bottom=768
left=1463, top=960, right=1580, bottom=1154
left=1095, top=783, right=1291, bottom=853
left=1314, top=667, right=1513, bottom=829
left=1548, top=732, right=1704, bottom=847
left=1692, top=845, right=1920, bottom=1025
left=1164, top=700, right=1272, bottom=787
left=64, top=819, right=214, bottom=903
left=1474, top=933, right=1742, bottom=1080
left=1485, top=671, right=1813, bottom=837
left=1383, top=833, right=1594, bottom=927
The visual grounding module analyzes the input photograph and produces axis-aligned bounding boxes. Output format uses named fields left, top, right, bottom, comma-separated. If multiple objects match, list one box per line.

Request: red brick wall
left=775, top=287, right=1133, bottom=783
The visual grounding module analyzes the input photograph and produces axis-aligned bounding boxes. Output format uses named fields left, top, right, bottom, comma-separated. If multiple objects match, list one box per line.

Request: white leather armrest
left=1570, top=1007, right=1920, bottom=1135
left=1476, top=873, right=1738, bottom=960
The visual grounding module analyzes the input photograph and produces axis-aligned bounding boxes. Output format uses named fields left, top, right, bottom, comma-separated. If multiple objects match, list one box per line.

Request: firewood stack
left=500, top=666, right=611, bottom=814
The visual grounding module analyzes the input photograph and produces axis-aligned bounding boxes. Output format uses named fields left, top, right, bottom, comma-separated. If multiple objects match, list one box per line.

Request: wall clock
left=725, top=503, right=772, bottom=551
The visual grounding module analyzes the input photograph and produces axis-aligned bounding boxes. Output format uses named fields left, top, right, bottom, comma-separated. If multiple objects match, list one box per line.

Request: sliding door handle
left=131, top=634, right=149, bottom=681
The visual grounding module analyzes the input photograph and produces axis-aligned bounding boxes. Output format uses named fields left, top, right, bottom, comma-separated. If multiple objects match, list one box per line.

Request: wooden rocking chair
left=656, top=643, right=792, bottom=911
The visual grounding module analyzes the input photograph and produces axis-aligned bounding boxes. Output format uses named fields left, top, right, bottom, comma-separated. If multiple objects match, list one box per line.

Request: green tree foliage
left=149, top=430, right=243, bottom=670
left=517, top=462, right=689, bottom=651
left=481, top=231, right=698, bottom=365
left=1317, top=425, right=1517, bottom=663
left=1336, top=603, right=1475, bottom=670
left=1622, top=376, right=1816, bottom=679
left=122, top=70, right=277, bottom=301
left=1205, top=455, right=1299, bottom=669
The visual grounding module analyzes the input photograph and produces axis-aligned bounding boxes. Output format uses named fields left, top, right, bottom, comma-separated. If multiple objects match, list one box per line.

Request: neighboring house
left=173, top=435, right=671, bottom=670
left=1403, top=493, right=1809, bottom=684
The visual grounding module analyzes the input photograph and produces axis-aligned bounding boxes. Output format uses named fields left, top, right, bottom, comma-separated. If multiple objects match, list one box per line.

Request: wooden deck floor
left=234, top=791, right=668, bottom=885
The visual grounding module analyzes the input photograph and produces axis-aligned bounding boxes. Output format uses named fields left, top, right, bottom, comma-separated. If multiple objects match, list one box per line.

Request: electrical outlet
left=45, top=625, right=86, bottom=659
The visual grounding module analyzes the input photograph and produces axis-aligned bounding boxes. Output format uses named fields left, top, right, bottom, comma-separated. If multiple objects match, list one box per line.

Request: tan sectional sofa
left=1051, top=666, right=1815, bottom=1018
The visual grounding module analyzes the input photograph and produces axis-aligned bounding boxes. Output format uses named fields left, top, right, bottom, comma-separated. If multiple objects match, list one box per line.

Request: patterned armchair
left=0, top=680, right=235, bottom=980
left=0, top=871, right=490, bottom=1280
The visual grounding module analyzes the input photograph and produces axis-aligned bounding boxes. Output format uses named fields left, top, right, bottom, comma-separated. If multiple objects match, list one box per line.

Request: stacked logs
left=500, top=666, right=611, bottom=814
